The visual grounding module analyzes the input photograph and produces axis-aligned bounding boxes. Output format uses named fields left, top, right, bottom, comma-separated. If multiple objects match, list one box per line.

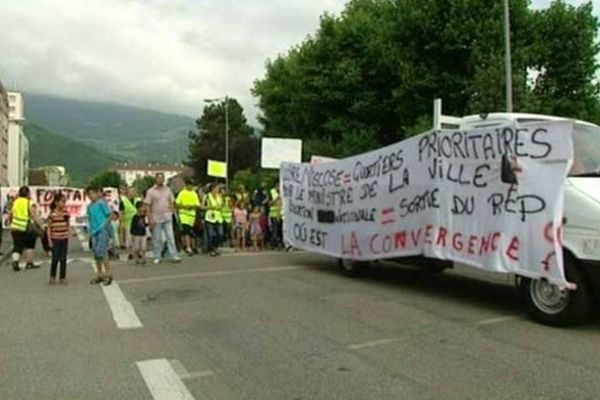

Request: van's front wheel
left=523, top=255, right=592, bottom=327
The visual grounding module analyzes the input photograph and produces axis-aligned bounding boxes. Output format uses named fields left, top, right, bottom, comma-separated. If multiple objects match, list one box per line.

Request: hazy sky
left=0, top=0, right=595, bottom=124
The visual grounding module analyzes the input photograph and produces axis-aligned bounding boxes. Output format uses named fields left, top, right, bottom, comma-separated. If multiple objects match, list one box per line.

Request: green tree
left=231, top=168, right=278, bottom=193
left=89, top=171, right=123, bottom=189
left=253, top=0, right=599, bottom=156
left=132, top=176, right=155, bottom=195
left=187, top=98, right=260, bottom=183
left=528, top=1, right=600, bottom=121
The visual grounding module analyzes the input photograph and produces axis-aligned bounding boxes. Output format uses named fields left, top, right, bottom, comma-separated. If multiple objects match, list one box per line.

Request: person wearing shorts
left=10, top=186, right=41, bottom=271
left=86, top=186, right=113, bottom=286
left=175, top=178, right=200, bottom=256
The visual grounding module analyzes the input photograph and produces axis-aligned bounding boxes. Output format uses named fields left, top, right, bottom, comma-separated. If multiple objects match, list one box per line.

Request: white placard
left=261, top=137, right=302, bottom=169
left=281, top=121, right=574, bottom=286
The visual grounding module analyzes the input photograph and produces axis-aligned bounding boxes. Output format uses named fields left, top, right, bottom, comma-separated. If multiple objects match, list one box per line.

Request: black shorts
left=11, top=230, right=36, bottom=254
left=181, top=224, right=194, bottom=236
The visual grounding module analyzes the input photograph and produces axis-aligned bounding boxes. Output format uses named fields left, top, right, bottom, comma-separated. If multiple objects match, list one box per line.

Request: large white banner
left=281, top=121, right=574, bottom=286
left=1, top=186, right=120, bottom=227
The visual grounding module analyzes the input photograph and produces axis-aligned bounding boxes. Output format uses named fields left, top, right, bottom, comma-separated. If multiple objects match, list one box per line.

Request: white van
left=340, top=113, right=600, bottom=326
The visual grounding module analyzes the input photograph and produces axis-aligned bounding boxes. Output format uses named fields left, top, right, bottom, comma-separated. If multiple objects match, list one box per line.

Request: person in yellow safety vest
left=175, top=178, right=201, bottom=256
left=222, top=194, right=234, bottom=247
left=234, top=184, right=249, bottom=209
left=204, top=183, right=224, bottom=257
left=10, top=186, right=43, bottom=271
left=269, top=184, right=283, bottom=249
left=120, top=186, right=140, bottom=259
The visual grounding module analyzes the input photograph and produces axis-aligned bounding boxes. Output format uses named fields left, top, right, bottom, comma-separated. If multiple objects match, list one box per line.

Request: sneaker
left=153, top=259, right=160, bottom=265
left=172, top=256, right=182, bottom=263
left=12, top=261, right=20, bottom=272
left=59, top=279, right=67, bottom=286
left=48, top=278, right=56, bottom=285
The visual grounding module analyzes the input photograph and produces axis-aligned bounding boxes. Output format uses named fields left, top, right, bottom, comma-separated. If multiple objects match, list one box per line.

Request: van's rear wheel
left=523, top=255, right=592, bottom=327
left=338, top=259, right=369, bottom=278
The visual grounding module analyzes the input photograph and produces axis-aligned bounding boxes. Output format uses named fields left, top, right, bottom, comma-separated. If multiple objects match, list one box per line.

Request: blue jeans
left=270, top=218, right=282, bottom=248
left=206, top=222, right=220, bottom=252
left=152, top=220, right=178, bottom=260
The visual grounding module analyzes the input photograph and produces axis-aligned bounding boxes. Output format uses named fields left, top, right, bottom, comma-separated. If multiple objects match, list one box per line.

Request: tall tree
left=187, top=98, right=259, bottom=183
left=253, top=0, right=599, bottom=156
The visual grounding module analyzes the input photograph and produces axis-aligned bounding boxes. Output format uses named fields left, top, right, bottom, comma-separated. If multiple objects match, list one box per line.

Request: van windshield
left=570, top=123, right=600, bottom=176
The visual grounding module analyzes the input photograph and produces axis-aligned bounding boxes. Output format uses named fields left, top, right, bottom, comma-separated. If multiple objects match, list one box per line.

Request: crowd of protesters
left=120, top=172, right=287, bottom=261
left=2, top=172, right=287, bottom=287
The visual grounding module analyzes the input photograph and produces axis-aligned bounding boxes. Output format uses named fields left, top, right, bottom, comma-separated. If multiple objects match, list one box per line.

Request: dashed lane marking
left=137, top=359, right=195, bottom=400
left=82, top=258, right=143, bottom=329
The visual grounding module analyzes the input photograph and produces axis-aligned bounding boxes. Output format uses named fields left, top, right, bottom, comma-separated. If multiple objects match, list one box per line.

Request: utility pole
left=504, top=0, right=513, bottom=112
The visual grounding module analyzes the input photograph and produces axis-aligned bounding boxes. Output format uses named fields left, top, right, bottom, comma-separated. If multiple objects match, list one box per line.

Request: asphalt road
left=0, top=230, right=599, bottom=400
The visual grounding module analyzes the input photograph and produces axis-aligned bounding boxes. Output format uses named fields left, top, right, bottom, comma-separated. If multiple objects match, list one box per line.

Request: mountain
left=24, top=93, right=196, bottom=164
left=24, top=122, right=120, bottom=186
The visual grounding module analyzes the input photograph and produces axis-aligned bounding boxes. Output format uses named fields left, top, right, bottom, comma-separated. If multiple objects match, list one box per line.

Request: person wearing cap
left=175, top=178, right=200, bottom=256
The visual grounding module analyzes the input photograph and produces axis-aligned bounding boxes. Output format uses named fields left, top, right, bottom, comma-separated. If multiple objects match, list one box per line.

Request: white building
left=7, top=92, right=28, bottom=187
left=111, top=163, right=186, bottom=186
left=0, top=81, right=9, bottom=186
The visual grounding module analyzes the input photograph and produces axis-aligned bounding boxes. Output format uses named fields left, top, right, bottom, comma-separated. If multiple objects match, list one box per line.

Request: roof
left=111, top=164, right=186, bottom=172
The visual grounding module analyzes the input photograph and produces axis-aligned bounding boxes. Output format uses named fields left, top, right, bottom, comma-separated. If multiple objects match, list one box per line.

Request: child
left=47, top=193, right=70, bottom=285
left=233, top=201, right=248, bottom=252
left=249, top=206, right=263, bottom=252
left=86, top=186, right=113, bottom=286
left=108, top=211, right=121, bottom=261
left=130, top=201, right=148, bottom=265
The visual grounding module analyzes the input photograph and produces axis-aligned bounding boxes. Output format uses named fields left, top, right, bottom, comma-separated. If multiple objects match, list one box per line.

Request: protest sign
left=1, top=186, right=120, bottom=227
left=261, top=137, right=302, bottom=169
left=281, top=121, right=573, bottom=286
left=207, top=160, right=227, bottom=178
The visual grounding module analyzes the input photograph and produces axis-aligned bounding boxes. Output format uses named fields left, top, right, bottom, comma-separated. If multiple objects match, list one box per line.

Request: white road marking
left=169, top=359, right=214, bottom=381
left=475, top=315, right=520, bottom=326
left=82, top=258, right=142, bottom=329
left=118, top=265, right=302, bottom=285
left=74, top=227, right=89, bottom=251
left=348, top=337, right=403, bottom=350
left=101, top=283, right=143, bottom=329
left=137, top=359, right=195, bottom=400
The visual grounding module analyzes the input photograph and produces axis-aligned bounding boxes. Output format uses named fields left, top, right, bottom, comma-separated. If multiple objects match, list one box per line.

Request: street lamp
left=203, top=95, right=229, bottom=190
left=504, top=0, right=513, bottom=112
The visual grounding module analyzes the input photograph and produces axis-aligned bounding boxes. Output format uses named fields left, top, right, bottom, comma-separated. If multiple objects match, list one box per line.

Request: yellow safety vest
left=205, top=193, right=223, bottom=224
left=121, top=196, right=137, bottom=230
left=176, top=189, right=200, bottom=226
left=10, top=197, right=30, bottom=232
left=222, top=196, right=233, bottom=224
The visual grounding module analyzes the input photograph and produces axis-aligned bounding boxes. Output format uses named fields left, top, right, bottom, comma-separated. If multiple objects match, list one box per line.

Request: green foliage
left=132, top=176, right=155, bottom=195
left=231, top=168, right=278, bottom=194
left=187, top=98, right=260, bottom=183
left=25, top=122, right=118, bottom=186
left=253, top=0, right=600, bottom=156
left=89, top=171, right=123, bottom=189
